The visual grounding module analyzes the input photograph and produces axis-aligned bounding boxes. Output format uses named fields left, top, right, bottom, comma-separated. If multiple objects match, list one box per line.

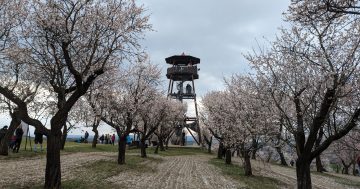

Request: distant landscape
left=66, top=134, right=196, bottom=146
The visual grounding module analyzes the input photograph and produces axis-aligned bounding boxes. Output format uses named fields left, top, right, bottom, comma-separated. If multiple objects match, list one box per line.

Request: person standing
left=186, top=84, right=192, bottom=94
left=105, top=134, right=109, bottom=144
left=111, top=134, right=115, bottom=146
left=13, top=125, right=24, bottom=153
left=84, top=131, right=89, bottom=143
left=34, top=128, right=43, bottom=152
left=99, top=134, right=104, bottom=144
left=0, top=126, right=8, bottom=141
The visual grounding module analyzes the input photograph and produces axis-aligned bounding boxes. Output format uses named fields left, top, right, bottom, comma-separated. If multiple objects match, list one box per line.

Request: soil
left=107, top=155, right=244, bottom=189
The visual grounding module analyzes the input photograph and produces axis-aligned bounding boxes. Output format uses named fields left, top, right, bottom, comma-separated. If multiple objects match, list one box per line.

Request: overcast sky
left=0, top=1, right=291, bottom=136
left=139, top=0, right=290, bottom=96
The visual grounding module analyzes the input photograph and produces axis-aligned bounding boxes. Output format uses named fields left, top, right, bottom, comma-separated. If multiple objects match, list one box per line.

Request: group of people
left=77, top=131, right=89, bottom=143
left=0, top=125, right=24, bottom=153
left=99, top=133, right=116, bottom=145
left=0, top=125, right=43, bottom=153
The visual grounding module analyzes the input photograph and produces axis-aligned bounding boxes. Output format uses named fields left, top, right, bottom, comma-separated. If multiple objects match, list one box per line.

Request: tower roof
left=165, top=54, right=200, bottom=65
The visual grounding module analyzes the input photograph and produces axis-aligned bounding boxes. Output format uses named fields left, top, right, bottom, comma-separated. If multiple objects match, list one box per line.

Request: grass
left=0, top=137, right=47, bottom=160
left=61, top=155, right=159, bottom=189
left=209, top=158, right=287, bottom=189
left=62, top=142, right=118, bottom=153
left=24, top=155, right=161, bottom=189
left=312, top=171, right=360, bottom=187
left=62, top=155, right=162, bottom=189
left=58, top=142, right=208, bottom=156
left=328, top=163, right=341, bottom=173
left=1, top=140, right=207, bottom=160
left=0, top=141, right=118, bottom=159
left=128, top=146, right=208, bottom=156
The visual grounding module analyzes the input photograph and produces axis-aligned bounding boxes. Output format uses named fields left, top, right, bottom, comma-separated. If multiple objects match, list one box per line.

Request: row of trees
left=0, top=1, right=188, bottom=189
left=201, top=1, right=360, bottom=189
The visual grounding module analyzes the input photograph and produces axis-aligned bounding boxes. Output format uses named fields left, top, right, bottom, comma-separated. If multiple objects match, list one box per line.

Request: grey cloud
left=139, top=0, right=290, bottom=96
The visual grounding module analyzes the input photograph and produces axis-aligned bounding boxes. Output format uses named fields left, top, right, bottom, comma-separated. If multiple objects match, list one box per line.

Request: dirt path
left=108, top=155, right=244, bottom=189
left=232, top=157, right=360, bottom=189
left=0, top=152, right=115, bottom=188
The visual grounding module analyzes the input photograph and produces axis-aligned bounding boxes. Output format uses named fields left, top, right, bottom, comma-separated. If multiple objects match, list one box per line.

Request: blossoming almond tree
left=199, top=104, right=225, bottom=158
left=201, top=91, right=235, bottom=163
left=201, top=85, right=273, bottom=176
left=198, top=120, right=214, bottom=154
left=246, top=12, right=360, bottom=188
left=288, top=0, right=360, bottom=23
left=226, top=75, right=277, bottom=175
left=0, top=1, right=150, bottom=188
left=329, top=127, right=360, bottom=174
left=0, top=0, right=30, bottom=155
left=0, top=45, right=45, bottom=155
left=84, top=68, right=123, bottom=148
left=153, top=101, right=186, bottom=153
left=100, top=59, right=161, bottom=164
left=0, top=85, right=42, bottom=155
left=138, top=95, right=186, bottom=157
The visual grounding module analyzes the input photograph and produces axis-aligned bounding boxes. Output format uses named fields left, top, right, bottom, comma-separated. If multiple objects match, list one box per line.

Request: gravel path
left=108, top=155, right=244, bottom=189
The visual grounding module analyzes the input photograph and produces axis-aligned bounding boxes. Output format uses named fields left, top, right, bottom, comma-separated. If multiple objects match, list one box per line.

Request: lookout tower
left=166, top=53, right=201, bottom=145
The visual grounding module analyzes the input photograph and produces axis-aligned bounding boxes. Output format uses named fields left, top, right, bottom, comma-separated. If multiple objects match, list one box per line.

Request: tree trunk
left=276, top=146, right=288, bottom=166
left=266, top=150, right=273, bottom=163
left=243, top=149, right=252, bottom=176
left=225, top=148, right=231, bottom=164
left=118, top=134, right=126, bottom=164
left=316, top=155, right=326, bottom=172
left=315, top=127, right=326, bottom=172
left=60, top=124, right=67, bottom=150
left=44, top=132, right=62, bottom=189
left=208, top=136, right=212, bottom=154
left=217, top=142, right=224, bottom=159
left=165, top=138, right=170, bottom=149
left=251, top=137, right=258, bottom=160
left=0, top=118, right=19, bottom=156
left=352, top=163, right=357, bottom=176
left=296, top=158, right=312, bottom=189
left=154, top=143, right=159, bottom=154
left=342, top=165, right=350, bottom=174
left=165, top=131, right=174, bottom=149
left=159, top=139, right=165, bottom=151
left=251, top=150, right=256, bottom=159
left=335, top=164, right=340, bottom=173
left=92, top=127, right=98, bottom=148
left=340, top=160, right=351, bottom=174
left=140, top=138, right=147, bottom=158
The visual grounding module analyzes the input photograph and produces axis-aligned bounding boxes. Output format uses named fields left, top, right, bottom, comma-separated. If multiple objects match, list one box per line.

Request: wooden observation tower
left=166, top=53, right=201, bottom=145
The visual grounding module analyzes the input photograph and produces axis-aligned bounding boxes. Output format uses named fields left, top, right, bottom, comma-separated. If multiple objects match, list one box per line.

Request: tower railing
left=166, top=66, right=198, bottom=80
